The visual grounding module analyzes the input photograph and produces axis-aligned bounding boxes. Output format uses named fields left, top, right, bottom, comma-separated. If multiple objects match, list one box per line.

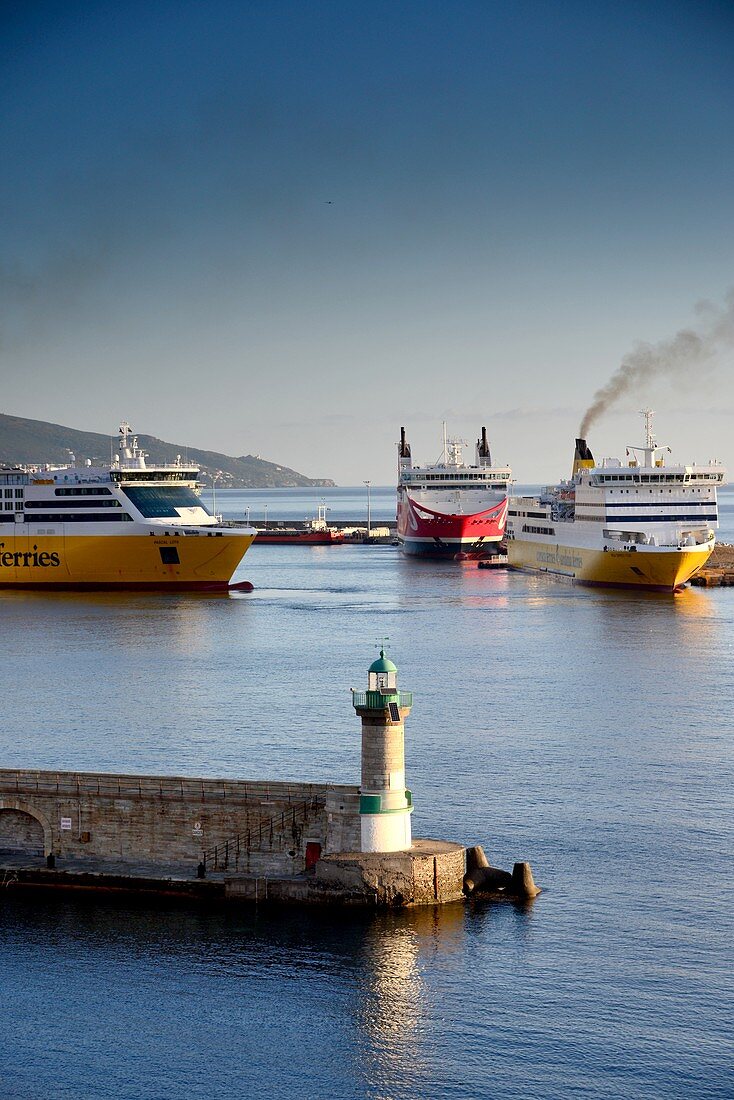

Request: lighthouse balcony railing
left=351, top=690, right=413, bottom=710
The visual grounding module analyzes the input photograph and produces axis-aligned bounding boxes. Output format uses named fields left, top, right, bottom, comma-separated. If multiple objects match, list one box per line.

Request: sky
left=1, top=0, right=733, bottom=484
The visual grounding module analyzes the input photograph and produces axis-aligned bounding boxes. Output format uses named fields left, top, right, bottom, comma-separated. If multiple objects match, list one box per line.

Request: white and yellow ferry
left=506, top=411, right=725, bottom=592
left=0, top=422, right=256, bottom=590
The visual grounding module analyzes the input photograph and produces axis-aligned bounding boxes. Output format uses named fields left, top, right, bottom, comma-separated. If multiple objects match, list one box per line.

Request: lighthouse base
left=360, top=809, right=412, bottom=853
left=312, top=839, right=467, bottom=907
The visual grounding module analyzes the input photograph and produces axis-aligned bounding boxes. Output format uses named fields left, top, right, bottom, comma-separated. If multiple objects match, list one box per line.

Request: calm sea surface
left=1, top=486, right=733, bottom=1099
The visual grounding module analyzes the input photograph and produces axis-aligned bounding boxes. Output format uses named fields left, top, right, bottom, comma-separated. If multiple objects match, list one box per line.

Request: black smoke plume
left=579, top=291, right=734, bottom=439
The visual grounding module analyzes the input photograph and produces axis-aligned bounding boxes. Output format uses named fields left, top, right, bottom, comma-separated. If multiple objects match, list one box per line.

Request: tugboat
left=0, top=421, right=255, bottom=589
left=396, top=424, right=511, bottom=558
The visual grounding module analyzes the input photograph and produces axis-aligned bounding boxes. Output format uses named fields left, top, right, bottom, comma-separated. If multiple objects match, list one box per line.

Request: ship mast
left=627, top=409, right=669, bottom=469
left=642, top=408, right=656, bottom=450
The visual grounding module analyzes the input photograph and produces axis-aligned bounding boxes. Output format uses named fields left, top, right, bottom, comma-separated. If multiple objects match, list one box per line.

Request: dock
left=690, top=544, right=734, bottom=586
left=231, top=518, right=396, bottom=543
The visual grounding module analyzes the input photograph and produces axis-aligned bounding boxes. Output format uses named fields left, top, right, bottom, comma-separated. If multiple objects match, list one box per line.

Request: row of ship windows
left=409, top=483, right=507, bottom=491
left=594, top=474, right=722, bottom=483
left=582, top=513, right=717, bottom=523
left=523, top=513, right=718, bottom=524
left=24, top=499, right=122, bottom=509
left=3, top=487, right=113, bottom=499
left=54, top=486, right=112, bottom=496
left=591, top=488, right=711, bottom=496
left=0, top=513, right=133, bottom=523
left=406, top=473, right=510, bottom=481
left=576, top=497, right=713, bottom=507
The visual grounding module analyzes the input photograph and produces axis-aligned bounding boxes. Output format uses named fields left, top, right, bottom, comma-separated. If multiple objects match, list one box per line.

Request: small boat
left=250, top=504, right=347, bottom=545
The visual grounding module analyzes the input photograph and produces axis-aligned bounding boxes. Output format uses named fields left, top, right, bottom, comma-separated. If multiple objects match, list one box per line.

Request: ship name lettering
left=536, top=549, right=582, bottom=569
left=0, top=543, right=61, bottom=568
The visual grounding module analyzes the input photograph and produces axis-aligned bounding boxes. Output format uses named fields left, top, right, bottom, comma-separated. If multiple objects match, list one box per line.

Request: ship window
left=120, top=485, right=210, bottom=518
left=159, top=546, right=180, bottom=565
left=14, top=489, right=23, bottom=498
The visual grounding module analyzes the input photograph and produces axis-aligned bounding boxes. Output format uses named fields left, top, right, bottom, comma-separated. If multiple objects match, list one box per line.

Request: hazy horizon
left=2, top=1, right=733, bottom=483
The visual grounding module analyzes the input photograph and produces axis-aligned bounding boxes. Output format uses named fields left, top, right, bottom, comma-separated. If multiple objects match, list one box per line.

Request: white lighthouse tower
left=352, top=647, right=413, bottom=853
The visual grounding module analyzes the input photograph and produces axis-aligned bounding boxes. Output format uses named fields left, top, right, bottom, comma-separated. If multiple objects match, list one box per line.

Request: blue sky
left=1, top=1, right=733, bottom=482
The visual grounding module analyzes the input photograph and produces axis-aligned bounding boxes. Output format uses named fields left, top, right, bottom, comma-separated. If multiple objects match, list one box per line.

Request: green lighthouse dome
left=368, top=647, right=397, bottom=674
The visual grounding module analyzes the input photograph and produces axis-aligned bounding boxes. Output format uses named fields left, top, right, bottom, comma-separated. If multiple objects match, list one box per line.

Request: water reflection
left=352, top=904, right=465, bottom=1091
left=0, top=585, right=251, bottom=655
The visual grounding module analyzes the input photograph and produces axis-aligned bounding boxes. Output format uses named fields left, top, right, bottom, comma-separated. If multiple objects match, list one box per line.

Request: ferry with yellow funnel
left=506, top=411, right=725, bottom=592
left=0, top=422, right=256, bottom=590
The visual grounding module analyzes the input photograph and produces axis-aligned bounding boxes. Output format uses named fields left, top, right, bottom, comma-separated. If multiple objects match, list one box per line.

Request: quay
left=233, top=518, right=396, bottom=543
left=690, top=543, right=734, bottom=587
left=0, top=650, right=538, bottom=908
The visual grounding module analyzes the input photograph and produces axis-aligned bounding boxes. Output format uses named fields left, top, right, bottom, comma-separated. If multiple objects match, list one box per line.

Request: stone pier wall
left=0, top=768, right=360, bottom=874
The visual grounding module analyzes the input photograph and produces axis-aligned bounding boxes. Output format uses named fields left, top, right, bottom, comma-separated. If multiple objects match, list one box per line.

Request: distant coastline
left=0, top=412, right=334, bottom=489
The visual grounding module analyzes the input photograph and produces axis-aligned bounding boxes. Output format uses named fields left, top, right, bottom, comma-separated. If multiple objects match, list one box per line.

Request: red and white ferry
left=396, top=425, right=511, bottom=558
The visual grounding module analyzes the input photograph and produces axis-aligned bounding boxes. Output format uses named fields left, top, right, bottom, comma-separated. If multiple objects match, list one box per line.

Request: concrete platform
left=0, top=838, right=468, bottom=908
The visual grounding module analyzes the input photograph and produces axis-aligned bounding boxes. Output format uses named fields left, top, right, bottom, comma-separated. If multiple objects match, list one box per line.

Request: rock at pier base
left=512, top=861, right=541, bottom=898
left=465, top=845, right=490, bottom=872
left=464, top=855, right=541, bottom=900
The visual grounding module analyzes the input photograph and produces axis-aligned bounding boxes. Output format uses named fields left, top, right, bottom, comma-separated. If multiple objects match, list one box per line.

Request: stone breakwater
left=0, top=768, right=539, bottom=908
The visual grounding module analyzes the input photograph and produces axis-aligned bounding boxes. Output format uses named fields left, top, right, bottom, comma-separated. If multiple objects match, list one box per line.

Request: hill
left=0, top=413, right=335, bottom=488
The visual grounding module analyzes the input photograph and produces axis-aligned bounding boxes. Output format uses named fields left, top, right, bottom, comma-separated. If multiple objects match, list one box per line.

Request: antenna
left=641, top=409, right=655, bottom=449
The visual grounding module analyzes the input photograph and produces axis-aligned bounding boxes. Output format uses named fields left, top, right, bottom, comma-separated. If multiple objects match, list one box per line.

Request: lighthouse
left=352, top=648, right=414, bottom=853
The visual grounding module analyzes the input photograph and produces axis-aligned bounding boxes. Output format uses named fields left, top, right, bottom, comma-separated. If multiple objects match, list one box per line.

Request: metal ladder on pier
left=201, top=796, right=323, bottom=874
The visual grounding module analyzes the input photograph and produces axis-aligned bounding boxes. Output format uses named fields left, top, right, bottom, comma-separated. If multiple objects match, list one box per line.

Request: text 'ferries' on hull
left=0, top=422, right=256, bottom=590
left=506, top=410, right=725, bottom=593
left=397, top=424, right=511, bottom=559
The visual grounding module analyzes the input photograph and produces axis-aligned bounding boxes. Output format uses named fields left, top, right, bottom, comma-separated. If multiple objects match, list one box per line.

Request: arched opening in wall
left=0, top=809, right=45, bottom=857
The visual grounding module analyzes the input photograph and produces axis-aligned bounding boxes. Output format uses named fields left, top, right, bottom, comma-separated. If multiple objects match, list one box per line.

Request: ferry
left=506, top=411, right=725, bottom=592
left=397, top=425, right=511, bottom=558
left=0, top=422, right=256, bottom=590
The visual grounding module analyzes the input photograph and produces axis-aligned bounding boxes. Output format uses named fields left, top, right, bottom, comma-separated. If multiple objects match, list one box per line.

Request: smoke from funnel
left=579, top=291, right=734, bottom=438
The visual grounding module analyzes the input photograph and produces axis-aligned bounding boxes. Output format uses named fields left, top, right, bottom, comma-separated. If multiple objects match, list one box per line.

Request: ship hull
left=397, top=495, right=508, bottom=558
left=0, top=530, right=255, bottom=589
left=250, top=531, right=346, bottom=545
left=506, top=537, right=713, bottom=592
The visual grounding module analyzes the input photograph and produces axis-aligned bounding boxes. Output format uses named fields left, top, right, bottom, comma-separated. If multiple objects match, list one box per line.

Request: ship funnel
left=572, top=437, right=595, bottom=478
left=399, top=427, right=411, bottom=460
left=476, top=426, right=491, bottom=465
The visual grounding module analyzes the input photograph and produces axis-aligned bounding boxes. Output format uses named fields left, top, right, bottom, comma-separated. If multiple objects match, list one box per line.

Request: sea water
left=0, top=488, right=732, bottom=1099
